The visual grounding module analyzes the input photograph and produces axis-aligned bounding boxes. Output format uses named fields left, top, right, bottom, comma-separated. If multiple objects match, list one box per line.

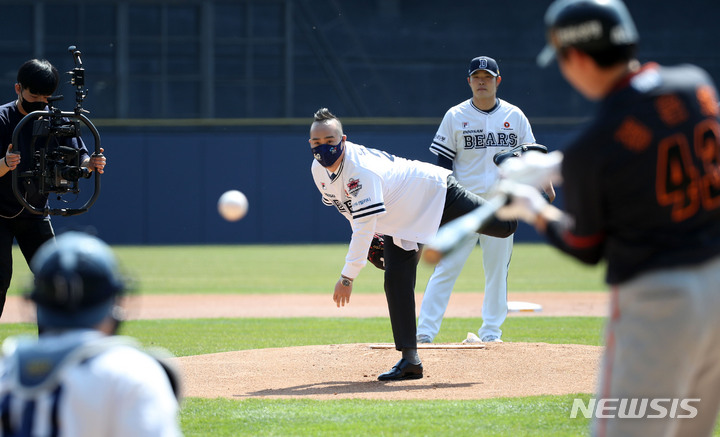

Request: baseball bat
left=423, top=194, right=508, bottom=264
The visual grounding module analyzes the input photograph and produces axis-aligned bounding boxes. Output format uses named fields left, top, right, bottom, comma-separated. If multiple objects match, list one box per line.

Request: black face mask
left=19, top=90, right=47, bottom=113
left=312, top=140, right=344, bottom=168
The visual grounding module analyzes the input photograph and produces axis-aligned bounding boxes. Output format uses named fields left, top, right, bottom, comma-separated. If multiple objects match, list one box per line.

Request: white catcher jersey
left=430, top=98, right=535, bottom=195
left=0, top=331, right=182, bottom=437
left=311, top=141, right=451, bottom=277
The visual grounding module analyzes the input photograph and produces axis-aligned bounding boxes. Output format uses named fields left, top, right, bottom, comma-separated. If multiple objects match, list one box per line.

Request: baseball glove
left=367, top=233, right=385, bottom=270
left=493, top=143, right=549, bottom=166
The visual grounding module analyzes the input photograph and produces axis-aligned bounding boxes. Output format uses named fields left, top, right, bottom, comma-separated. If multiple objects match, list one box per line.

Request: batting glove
left=499, top=150, right=564, bottom=188
left=495, top=181, right=551, bottom=224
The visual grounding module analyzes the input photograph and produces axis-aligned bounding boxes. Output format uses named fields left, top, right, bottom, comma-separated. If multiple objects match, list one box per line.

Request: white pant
left=417, top=232, right=513, bottom=341
left=592, top=255, right=720, bottom=437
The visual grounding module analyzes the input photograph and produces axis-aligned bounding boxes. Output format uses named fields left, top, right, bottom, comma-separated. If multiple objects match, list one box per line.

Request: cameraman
left=0, top=59, right=106, bottom=318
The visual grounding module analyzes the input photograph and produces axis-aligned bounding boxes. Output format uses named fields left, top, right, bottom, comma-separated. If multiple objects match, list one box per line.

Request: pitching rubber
left=369, top=343, right=486, bottom=349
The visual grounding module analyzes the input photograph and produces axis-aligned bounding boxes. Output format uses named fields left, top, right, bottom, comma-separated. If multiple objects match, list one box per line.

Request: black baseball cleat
left=377, top=359, right=423, bottom=381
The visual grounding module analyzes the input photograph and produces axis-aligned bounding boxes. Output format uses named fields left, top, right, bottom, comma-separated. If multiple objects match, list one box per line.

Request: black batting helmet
left=537, top=0, right=639, bottom=67
left=29, top=232, right=126, bottom=329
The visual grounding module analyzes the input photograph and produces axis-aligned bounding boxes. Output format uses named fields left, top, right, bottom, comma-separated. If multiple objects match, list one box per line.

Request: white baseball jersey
left=311, top=141, right=451, bottom=278
left=429, top=98, right=536, bottom=194
left=0, top=331, right=182, bottom=437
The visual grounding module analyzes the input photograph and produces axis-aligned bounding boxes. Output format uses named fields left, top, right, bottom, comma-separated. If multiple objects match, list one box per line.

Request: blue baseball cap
left=468, top=56, right=500, bottom=77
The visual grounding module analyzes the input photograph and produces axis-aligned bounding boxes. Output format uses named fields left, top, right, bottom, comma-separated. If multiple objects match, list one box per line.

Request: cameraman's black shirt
left=0, top=101, right=89, bottom=219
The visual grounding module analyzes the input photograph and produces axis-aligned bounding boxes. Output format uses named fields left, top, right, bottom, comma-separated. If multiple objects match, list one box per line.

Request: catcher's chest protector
left=0, top=332, right=181, bottom=434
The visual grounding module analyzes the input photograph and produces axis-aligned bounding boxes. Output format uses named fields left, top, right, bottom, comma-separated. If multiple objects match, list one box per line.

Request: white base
left=507, top=301, right=543, bottom=312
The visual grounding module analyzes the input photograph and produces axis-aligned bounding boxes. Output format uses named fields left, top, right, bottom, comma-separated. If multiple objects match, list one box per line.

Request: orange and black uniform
left=545, top=63, right=720, bottom=284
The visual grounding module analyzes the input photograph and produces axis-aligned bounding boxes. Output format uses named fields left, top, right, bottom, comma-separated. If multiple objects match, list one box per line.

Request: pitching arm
left=342, top=215, right=378, bottom=279
left=333, top=215, right=378, bottom=307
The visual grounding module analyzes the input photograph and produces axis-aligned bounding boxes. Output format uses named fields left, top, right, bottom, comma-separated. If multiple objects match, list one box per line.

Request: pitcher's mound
left=175, top=342, right=601, bottom=400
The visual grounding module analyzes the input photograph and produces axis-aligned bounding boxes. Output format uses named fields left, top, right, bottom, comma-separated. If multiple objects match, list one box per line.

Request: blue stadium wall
left=53, top=123, right=581, bottom=245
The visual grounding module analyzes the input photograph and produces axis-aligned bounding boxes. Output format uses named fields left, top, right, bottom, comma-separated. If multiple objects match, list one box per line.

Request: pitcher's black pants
left=383, top=175, right=517, bottom=351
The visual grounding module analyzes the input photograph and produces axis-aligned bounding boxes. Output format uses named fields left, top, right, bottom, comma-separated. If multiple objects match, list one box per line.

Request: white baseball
left=218, top=190, right=249, bottom=221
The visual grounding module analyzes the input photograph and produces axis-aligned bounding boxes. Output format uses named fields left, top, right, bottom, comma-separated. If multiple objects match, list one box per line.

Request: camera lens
left=60, top=166, right=89, bottom=181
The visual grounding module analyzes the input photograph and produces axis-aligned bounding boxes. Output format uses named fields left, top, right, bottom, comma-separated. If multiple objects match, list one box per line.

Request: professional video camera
left=11, top=45, right=102, bottom=216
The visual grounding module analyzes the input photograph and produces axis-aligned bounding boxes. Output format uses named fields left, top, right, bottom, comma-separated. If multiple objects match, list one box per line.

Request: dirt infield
left=3, top=292, right=607, bottom=400
left=0, top=291, right=608, bottom=323
left=177, top=343, right=601, bottom=400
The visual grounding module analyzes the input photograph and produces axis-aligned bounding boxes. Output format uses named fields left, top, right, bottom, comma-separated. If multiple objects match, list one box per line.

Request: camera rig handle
left=68, top=45, right=87, bottom=116
left=9, top=45, right=101, bottom=217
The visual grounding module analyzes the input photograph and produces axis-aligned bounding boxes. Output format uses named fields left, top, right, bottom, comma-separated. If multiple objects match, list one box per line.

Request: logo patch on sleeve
left=347, top=178, right=363, bottom=197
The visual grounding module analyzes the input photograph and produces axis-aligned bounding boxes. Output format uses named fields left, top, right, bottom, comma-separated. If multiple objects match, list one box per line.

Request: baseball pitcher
left=417, top=56, right=550, bottom=343
left=309, top=107, right=516, bottom=381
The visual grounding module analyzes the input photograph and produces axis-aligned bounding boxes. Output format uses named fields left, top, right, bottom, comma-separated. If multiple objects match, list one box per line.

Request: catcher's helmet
left=537, top=0, right=638, bottom=67
left=29, top=232, right=125, bottom=329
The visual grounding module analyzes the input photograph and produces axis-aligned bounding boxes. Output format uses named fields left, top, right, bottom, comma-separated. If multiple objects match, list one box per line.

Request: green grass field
left=2, top=243, right=718, bottom=436
left=8, top=242, right=606, bottom=296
